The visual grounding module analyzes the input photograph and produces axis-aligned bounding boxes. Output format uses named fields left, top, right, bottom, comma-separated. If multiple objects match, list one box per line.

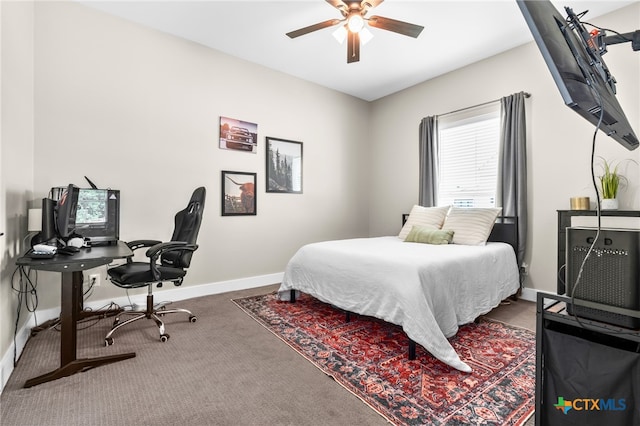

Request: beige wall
left=1, top=0, right=36, bottom=386
left=368, top=3, right=640, bottom=293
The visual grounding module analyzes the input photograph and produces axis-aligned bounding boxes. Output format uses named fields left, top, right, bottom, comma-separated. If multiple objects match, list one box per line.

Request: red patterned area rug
left=233, top=292, right=535, bottom=426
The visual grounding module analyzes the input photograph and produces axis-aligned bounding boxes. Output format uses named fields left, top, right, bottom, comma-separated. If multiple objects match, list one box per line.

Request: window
left=437, top=103, right=500, bottom=208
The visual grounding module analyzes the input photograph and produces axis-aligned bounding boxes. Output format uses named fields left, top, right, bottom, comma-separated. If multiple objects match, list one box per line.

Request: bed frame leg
left=408, top=339, right=416, bottom=360
left=290, top=289, right=296, bottom=303
left=345, top=312, right=351, bottom=322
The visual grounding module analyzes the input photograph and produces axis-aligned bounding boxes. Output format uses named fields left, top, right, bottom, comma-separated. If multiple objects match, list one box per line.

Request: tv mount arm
left=564, top=7, right=617, bottom=92
left=603, top=30, right=640, bottom=51
left=565, top=7, right=638, bottom=96
left=568, top=7, right=640, bottom=54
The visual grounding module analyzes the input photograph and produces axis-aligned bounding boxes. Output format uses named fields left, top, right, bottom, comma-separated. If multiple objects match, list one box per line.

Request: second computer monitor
left=73, top=188, right=120, bottom=245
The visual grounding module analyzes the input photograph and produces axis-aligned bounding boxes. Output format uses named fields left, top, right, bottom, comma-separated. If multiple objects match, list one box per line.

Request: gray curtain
left=418, top=116, right=439, bottom=207
left=498, top=92, right=528, bottom=267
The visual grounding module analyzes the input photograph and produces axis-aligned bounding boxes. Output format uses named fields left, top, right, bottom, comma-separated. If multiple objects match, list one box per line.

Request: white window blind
left=437, top=103, right=500, bottom=208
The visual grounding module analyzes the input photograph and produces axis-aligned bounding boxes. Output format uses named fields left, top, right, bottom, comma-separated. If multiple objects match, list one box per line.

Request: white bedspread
left=277, top=236, right=520, bottom=372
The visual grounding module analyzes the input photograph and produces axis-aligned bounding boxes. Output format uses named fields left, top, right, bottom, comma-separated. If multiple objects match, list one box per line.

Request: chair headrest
left=189, top=186, right=206, bottom=208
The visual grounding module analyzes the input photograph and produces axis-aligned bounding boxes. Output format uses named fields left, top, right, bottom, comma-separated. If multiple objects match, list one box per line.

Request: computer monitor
left=73, top=188, right=120, bottom=245
left=55, top=184, right=80, bottom=240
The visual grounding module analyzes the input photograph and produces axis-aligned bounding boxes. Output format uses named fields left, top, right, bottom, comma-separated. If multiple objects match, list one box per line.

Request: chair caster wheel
left=189, top=315, right=197, bottom=323
left=160, top=334, right=170, bottom=342
left=105, top=337, right=114, bottom=346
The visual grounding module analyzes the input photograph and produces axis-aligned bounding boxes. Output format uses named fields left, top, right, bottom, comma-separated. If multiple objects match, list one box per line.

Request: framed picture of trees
left=266, top=137, right=303, bottom=194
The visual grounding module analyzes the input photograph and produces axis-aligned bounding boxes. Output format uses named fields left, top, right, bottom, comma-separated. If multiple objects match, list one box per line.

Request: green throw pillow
left=404, top=226, right=454, bottom=245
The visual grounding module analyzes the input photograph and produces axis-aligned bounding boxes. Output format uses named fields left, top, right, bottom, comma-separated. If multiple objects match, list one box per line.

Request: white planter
left=601, top=198, right=619, bottom=210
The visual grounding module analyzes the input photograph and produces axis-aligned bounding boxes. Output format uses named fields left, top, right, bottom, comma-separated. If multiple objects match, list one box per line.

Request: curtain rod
left=437, top=92, right=531, bottom=118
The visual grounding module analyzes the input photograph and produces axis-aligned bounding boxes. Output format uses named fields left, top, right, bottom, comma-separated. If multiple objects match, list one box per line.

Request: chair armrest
left=126, top=239, right=162, bottom=251
left=145, top=241, right=198, bottom=258
left=146, top=241, right=199, bottom=280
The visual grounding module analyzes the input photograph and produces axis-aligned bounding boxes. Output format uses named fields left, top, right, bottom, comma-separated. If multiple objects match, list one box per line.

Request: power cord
left=84, top=272, right=96, bottom=300
left=51, top=303, right=123, bottom=332
left=569, top=113, right=602, bottom=332
left=11, top=266, right=39, bottom=366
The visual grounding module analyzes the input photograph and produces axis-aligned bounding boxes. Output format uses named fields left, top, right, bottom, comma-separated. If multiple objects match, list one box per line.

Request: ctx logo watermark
left=554, top=396, right=627, bottom=414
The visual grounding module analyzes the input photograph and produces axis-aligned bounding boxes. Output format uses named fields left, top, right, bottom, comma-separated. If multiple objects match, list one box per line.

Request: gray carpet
left=1, top=284, right=536, bottom=425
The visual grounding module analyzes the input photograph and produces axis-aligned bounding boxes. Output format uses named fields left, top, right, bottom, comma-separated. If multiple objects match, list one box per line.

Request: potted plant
left=598, top=157, right=635, bottom=210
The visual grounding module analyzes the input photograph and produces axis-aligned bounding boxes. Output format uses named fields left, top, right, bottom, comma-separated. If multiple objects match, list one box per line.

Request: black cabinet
left=556, top=210, right=640, bottom=294
left=536, top=293, right=640, bottom=426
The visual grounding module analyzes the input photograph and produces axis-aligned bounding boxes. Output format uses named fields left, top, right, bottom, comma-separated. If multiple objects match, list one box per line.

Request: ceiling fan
left=286, top=0, right=424, bottom=64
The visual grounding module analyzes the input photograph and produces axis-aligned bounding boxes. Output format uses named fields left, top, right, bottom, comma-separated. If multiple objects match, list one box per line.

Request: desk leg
left=24, top=271, right=135, bottom=388
left=23, top=353, right=137, bottom=388
left=60, top=271, right=80, bottom=366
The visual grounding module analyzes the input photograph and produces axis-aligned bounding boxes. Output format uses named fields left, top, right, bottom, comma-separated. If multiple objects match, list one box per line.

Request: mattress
left=278, top=236, right=520, bottom=372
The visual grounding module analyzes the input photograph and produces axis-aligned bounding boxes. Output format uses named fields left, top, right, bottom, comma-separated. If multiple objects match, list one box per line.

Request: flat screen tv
left=517, top=0, right=638, bottom=151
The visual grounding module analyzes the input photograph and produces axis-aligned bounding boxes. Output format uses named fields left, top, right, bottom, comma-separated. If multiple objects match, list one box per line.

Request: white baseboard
left=0, top=316, right=33, bottom=394
left=0, top=272, right=283, bottom=394
left=83, top=272, right=285, bottom=311
left=519, top=286, right=538, bottom=302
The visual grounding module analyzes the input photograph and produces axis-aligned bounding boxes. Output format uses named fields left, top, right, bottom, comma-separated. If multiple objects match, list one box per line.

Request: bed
left=277, top=206, right=521, bottom=372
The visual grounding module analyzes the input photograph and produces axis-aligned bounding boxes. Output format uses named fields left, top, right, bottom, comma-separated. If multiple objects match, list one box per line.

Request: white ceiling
left=80, top=0, right=636, bottom=101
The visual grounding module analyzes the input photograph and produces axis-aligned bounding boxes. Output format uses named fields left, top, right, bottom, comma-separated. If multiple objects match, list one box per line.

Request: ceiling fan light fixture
left=333, top=25, right=347, bottom=44
left=360, top=27, right=374, bottom=45
left=347, top=14, right=365, bottom=33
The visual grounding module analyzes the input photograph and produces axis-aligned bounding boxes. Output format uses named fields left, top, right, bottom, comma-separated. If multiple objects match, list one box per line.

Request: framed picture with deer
left=222, top=171, right=256, bottom=216
left=266, top=137, right=303, bottom=194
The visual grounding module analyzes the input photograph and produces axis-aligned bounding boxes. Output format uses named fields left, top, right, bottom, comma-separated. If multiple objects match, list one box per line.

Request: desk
left=16, top=242, right=135, bottom=388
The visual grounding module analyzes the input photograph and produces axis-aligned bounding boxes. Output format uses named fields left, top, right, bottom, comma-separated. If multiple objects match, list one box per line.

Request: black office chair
left=104, top=187, right=206, bottom=346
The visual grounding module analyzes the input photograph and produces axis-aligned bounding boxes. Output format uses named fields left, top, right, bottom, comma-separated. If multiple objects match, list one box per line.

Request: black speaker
left=30, top=198, right=57, bottom=246
left=566, top=227, right=640, bottom=328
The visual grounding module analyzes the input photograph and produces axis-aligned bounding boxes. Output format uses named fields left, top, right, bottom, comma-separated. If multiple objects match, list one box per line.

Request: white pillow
left=442, top=207, right=502, bottom=245
left=398, top=205, right=450, bottom=240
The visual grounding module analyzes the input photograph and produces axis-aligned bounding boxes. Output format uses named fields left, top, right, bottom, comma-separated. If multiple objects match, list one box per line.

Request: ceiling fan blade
left=326, top=0, right=349, bottom=14
left=327, top=0, right=384, bottom=14
left=286, top=19, right=342, bottom=39
left=347, top=31, right=360, bottom=63
left=367, top=15, right=424, bottom=38
left=361, top=0, right=384, bottom=10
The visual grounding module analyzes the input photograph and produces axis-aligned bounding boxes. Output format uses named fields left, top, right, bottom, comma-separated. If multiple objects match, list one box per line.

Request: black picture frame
left=266, top=137, right=303, bottom=194
left=221, top=171, right=256, bottom=216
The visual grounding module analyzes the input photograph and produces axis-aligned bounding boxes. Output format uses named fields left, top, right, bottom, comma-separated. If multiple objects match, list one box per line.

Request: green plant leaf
left=597, top=157, right=636, bottom=199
